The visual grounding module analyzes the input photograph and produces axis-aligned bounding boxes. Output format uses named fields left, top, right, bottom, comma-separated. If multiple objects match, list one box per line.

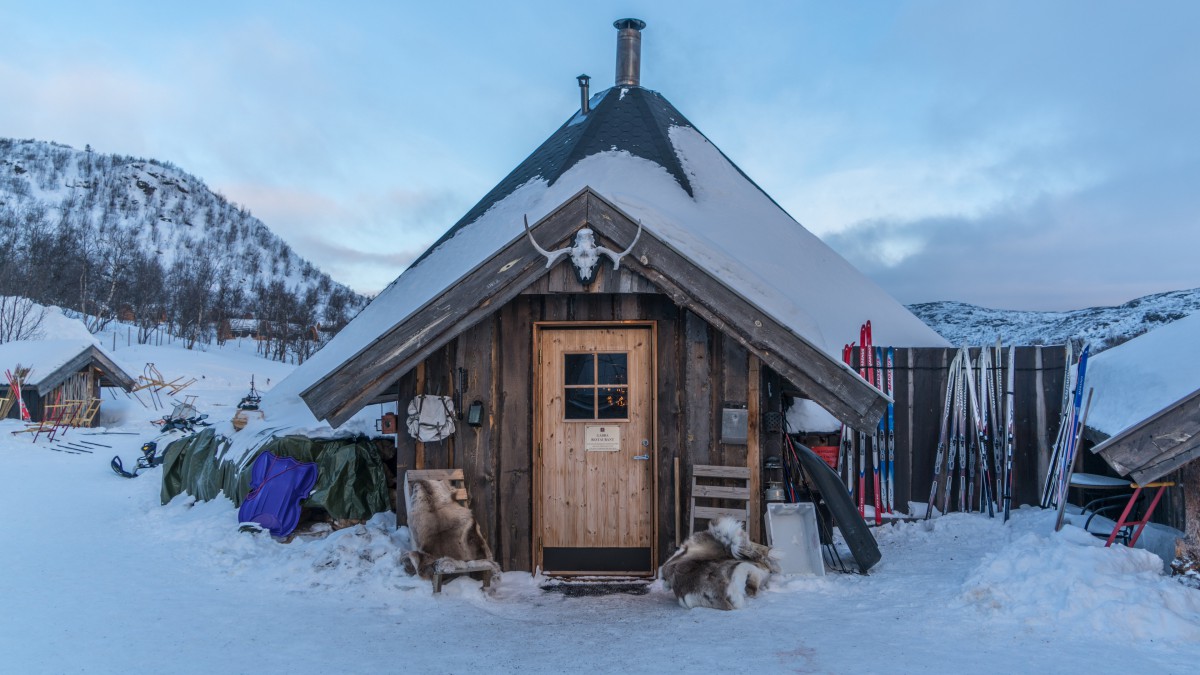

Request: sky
left=2, top=1, right=1198, bottom=311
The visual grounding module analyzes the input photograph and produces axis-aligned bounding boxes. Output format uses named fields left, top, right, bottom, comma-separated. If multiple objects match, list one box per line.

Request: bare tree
left=0, top=296, right=46, bottom=343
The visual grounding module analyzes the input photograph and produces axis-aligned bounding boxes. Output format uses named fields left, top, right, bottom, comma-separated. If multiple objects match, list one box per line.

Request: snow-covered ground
left=2, top=314, right=1199, bottom=673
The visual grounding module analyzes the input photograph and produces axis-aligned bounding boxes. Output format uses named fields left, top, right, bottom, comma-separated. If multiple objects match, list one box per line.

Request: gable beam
left=302, top=192, right=591, bottom=427
left=1093, top=387, right=1200, bottom=484
left=585, top=193, right=888, bottom=430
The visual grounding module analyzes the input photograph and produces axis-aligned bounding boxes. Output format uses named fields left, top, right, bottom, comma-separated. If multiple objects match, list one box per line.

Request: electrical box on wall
left=721, top=405, right=748, bottom=444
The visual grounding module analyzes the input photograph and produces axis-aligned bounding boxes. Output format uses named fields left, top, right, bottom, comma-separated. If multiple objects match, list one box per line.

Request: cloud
left=0, top=62, right=170, bottom=155
left=218, top=180, right=470, bottom=293
left=827, top=157, right=1200, bottom=311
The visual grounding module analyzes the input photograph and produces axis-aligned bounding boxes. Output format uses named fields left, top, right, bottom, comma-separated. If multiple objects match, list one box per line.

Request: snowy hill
left=908, top=287, right=1200, bottom=352
left=0, top=138, right=366, bottom=352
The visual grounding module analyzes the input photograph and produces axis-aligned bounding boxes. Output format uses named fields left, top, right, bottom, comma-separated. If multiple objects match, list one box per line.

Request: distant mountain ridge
left=0, top=137, right=366, bottom=356
left=908, top=287, right=1200, bottom=352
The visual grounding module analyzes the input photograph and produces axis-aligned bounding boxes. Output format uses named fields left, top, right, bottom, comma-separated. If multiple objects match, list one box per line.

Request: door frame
left=532, top=320, right=659, bottom=576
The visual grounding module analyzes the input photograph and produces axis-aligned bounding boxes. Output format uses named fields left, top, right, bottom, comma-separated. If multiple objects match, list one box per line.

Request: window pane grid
left=562, top=351, right=630, bottom=420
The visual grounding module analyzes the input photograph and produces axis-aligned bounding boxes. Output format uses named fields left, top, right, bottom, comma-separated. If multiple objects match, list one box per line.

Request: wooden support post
left=415, top=362, right=426, bottom=470
left=747, top=355, right=762, bottom=543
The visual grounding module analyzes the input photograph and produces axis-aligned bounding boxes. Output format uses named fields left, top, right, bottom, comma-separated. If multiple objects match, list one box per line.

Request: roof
left=1085, top=310, right=1200, bottom=437
left=1086, top=310, right=1200, bottom=482
left=414, top=87, right=696, bottom=265
left=1091, top=386, right=1200, bottom=484
left=271, top=84, right=948, bottom=428
left=0, top=339, right=136, bottom=394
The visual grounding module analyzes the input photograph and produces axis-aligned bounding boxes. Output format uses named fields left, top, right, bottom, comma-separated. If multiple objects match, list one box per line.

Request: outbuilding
left=0, top=339, right=135, bottom=424
left=1087, top=310, right=1200, bottom=559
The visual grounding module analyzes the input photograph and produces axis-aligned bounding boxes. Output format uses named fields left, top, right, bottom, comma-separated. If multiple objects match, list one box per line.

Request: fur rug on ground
left=660, top=517, right=779, bottom=610
left=401, top=479, right=501, bottom=580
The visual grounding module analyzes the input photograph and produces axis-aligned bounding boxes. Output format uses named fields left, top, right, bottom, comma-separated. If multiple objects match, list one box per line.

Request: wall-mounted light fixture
left=467, top=400, right=484, bottom=427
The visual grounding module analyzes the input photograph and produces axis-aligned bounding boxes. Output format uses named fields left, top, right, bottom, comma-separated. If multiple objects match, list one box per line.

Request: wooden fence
left=793, top=346, right=1066, bottom=513
left=804, top=346, right=1184, bottom=528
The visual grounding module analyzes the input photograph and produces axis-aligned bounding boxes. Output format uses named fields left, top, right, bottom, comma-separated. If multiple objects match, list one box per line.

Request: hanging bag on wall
left=406, top=395, right=456, bottom=442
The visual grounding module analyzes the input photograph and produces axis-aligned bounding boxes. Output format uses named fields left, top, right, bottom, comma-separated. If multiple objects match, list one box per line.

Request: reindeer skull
left=524, top=215, right=642, bottom=285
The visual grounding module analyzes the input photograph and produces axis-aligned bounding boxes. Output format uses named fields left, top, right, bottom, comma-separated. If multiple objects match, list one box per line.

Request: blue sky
left=3, top=1, right=1198, bottom=310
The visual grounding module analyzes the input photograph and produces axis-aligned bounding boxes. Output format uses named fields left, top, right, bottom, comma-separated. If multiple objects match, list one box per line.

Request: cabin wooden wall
left=390, top=289, right=761, bottom=572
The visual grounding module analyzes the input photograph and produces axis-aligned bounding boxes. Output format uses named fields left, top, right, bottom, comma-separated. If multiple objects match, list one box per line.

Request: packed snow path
left=2, top=438, right=1196, bottom=674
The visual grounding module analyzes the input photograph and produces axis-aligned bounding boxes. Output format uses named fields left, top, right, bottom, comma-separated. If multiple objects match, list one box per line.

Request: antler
left=597, top=219, right=643, bottom=269
left=524, top=214, right=571, bottom=268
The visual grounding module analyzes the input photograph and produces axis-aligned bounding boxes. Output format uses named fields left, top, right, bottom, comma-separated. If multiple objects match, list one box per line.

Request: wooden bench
left=403, top=469, right=494, bottom=593
left=690, top=464, right=752, bottom=536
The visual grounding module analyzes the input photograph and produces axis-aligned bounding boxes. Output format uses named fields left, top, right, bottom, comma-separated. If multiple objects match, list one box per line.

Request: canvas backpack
left=406, top=395, right=456, bottom=442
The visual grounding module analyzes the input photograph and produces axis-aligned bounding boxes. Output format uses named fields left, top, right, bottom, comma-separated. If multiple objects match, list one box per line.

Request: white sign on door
left=584, top=425, right=621, bottom=452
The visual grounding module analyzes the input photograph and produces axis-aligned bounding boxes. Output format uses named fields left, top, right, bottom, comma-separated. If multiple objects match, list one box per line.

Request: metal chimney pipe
left=614, top=18, right=646, bottom=87
left=577, top=74, right=591, bottom=113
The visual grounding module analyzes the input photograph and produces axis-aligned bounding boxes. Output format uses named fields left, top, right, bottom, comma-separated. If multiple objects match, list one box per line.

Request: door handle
left=633, top=454, right=650, bottom=460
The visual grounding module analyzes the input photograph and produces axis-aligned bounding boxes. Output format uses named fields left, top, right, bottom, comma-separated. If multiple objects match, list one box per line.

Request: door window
left=563, top=352, right=629, bottom=420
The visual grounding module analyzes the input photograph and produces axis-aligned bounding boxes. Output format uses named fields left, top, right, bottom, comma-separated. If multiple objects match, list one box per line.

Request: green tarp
left=160, top=429, right=391, bottom=521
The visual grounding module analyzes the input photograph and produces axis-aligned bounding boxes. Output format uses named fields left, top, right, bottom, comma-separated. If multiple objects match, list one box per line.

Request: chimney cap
left=613, top=18, right=646, bottom=31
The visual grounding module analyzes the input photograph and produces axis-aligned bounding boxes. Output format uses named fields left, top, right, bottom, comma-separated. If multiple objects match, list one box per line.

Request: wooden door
left=536, top=324, right=655, bottom=575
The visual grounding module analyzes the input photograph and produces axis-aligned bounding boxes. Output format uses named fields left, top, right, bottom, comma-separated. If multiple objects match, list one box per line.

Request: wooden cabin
left=286, top=19, right=948, bottom=575
left=0, top=339, right=135, bottom=424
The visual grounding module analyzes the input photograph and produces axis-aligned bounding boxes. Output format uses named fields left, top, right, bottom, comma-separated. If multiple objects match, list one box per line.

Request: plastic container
left=765, top=502, right=825, bottom=576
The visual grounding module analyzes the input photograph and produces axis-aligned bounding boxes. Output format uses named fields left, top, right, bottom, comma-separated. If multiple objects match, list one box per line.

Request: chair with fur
left=402, top=469, right=500, bottom=592
left=660, top=516, right=778, bottom=610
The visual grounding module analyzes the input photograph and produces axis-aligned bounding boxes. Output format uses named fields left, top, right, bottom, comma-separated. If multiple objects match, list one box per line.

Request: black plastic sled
left=793, top=441, right=882, bottom=573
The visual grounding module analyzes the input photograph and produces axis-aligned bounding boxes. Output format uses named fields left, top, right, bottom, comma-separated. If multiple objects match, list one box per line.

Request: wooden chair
left=689, top=464, right=752, bottom=536
left=403, top=469, right=494, bottom=592
left=12, top=402, right=73, bottom=442
left=62, top=398, right=101, bottom=428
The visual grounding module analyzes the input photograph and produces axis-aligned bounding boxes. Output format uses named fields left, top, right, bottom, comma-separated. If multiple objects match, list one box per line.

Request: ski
left=964, top=350, right=977, bottom=512
left=1040, top=342, right=1075, bottom=508
left=857, top=326, right=868, bottom=519
left=991, top=338, right=1004, bottom=505
left=5, top=367, right=32, bottom=423
left=1002, top=345, right=1017, bottom=521
left=1052, top=344, right=1091, bottom=509
left=965, top=348, right=994, bottom=517
left=872, top=343, right=884, bottom=525
left=955, top=353, right=969, bottom=513
left=886, top=346, right=896, bottom=514
left=926, top=349, right=962, bottom=519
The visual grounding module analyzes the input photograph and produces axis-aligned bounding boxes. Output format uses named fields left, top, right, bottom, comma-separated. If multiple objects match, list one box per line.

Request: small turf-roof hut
left=278, top=19, right=948, bottom=575
left=0, top=339, right=135, bottom=424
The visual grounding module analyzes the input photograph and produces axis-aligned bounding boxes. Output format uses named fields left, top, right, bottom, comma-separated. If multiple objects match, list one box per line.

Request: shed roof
left=1086, top=310, right=1200, bottom=438
left=0, top=339, right=135, bottom=394
left=1087, top=310, right=1200, bottom=482
left=272, top=83, right=948, bottom=428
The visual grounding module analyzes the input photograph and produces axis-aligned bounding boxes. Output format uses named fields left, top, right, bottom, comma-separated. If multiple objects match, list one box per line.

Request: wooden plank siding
left=388, top=290, right=768, bottom=571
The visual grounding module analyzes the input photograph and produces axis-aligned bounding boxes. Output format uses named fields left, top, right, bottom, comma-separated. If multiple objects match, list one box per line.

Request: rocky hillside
left=0, top=138, right=366, bottom=357
left=909, top=287, right=1200, bottom=352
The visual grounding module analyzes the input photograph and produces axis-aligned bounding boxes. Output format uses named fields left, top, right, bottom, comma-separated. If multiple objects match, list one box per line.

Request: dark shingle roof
left=412, top=86, right=697, bottom=265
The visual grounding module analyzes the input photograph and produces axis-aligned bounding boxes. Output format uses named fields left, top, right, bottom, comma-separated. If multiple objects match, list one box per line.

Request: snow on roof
left=0, top=339, right=110, bottom=389
left=270, top=88, right=947, bottom=424
left=1085, top=310, right=1200, bottom=437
